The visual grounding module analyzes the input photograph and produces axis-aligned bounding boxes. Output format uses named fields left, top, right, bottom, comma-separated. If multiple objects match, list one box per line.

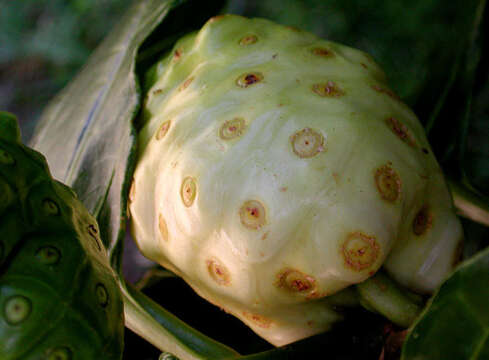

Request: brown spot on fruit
left=242, top=311, right=272, bottom=328
left=180, top=177, right=197, bottom=207
left=279, top=187, right=288, bottom=192
left=386, top=117, right=416, bottom=147
left=261, top=231, right=269, bottom=240
left=207, top=259, right=231, bottom=286
left=375, top=164, right=401, bottom=202
left=173, top=48, right=182, bottom=60
left=290, top=128, right=325, bottom=158
left=422, top=148, right=429, bottom=154
left=209, top=15, right=225, bottom=23
left=312, top=81, right=344, bottom=97
left=179, top=76, right=194, bottom=91
left=236, top=72, right=264, bottom=88
left=239, top=35, right=258, bottom=45
left=361, top=63, right=368, bottom=69
left=156, top=120, right=171, bottom=140
left=219, top=117, right=246, bottom=140
left=152, top=88, right=163, bottom=95
left=240, top=200, right=266, bottom=229
left=311, top=47, right=334, bottom=58
left=276, top=268, right=316, bottom=294
left=413, top=205, right=433, bottom=236
left=159, top=214, right=169, bottom=242
left=342, top=232, right=380, bottom=271
left=371, top=84, right=400, bottom=101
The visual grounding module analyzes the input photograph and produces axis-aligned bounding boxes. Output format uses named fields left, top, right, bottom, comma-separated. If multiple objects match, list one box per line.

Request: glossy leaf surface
left=0, top=112, right=124, bottom=359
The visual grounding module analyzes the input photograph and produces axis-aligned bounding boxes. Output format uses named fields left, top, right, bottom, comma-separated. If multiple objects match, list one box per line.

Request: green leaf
left=401, top=246, right=489, bottom=360
left=0, top=112, right=123, bottom=359
left=122, top=282, right=239, bottom=360
left=426, top=0, right=487, bottom=181
left=29, top=0, right=181, bottom=268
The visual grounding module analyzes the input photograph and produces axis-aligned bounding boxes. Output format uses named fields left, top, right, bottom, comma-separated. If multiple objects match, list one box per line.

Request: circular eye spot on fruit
left=290, top=128, right=325, bottom=158
left=342, top=232, right=380, bottom=271
left=36, top=246, right=61, bottom=265
left=239, top=35, right=258, bottom=45
left=179, top=77, right=194, bottom=91
left=236, top=72, right=264, bottom=88
left=239, top=200, right=266, bottom=229
left=173, top=48, right=183, bottom=61
left=312, top=81, right=344, bottom=97
left=207, top=259, right=231, bottom=286
left=180, top=177, right=197, bottom=207
left=47, top=346, right=72, bottom=360
left=242, top=311, right=272, bottom=328
left=159, top=213, right=169, bottom=242
left=219, top=117, right=246, bottom=140
left=42, top=198, right=60, bottom=216
left=95, top=283, right=109, bottom=308
left=4, top=295, right=31, bottom=325
left=386, top=117, right=416, bottom=147
left=0, top=148, right=15, bottom=165
left=311, top=47, right=333, bottom=58
left=156, top=120, right=171, bottom=140
left=371, top=84, right=400, bottom=101
left=413, top=205, right=433, bottom=236
left=375, top=164, right=401, bottom=202
left=276, top=268, right=316, bottom=294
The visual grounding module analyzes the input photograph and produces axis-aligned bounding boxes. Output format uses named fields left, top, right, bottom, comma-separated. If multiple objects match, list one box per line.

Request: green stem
left=449, top=180, right=489, bottom=227
left=121, top=280, right=240, bottom=360
left=356, top=272, right=422, bottom=327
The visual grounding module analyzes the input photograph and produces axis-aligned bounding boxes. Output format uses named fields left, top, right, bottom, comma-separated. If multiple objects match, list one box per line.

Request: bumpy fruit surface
left=0, top=112, right=123, bottom=359
left=130, top=15, right=463, bottom=346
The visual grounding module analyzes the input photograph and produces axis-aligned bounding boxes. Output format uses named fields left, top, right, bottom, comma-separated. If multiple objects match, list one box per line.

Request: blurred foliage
left=0, top=0, right=131, bottom=141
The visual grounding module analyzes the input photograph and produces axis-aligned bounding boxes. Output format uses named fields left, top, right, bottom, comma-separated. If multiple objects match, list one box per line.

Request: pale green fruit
left=129, top=15, right=463, bottom=346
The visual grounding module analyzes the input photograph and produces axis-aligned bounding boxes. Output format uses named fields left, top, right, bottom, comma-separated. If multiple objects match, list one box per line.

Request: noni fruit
left=129, top=15, right=463, bottom=346
left=0, top=112, right=124, bottom=359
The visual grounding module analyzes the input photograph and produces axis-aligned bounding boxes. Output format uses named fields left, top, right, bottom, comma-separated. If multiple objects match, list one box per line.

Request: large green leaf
left=29, top=0, right=177, bottom=268
left=0, top=112, right=124, bottom=360
left=401, top=246, right=489, bottom=359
